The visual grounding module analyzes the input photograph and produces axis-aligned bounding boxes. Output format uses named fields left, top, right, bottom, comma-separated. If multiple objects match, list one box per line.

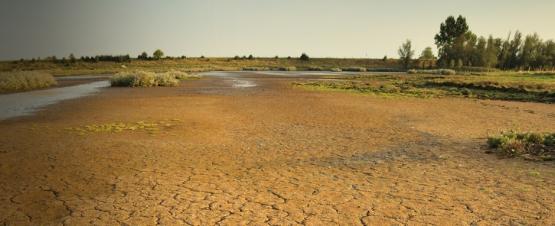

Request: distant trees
left=433, top=15, right=555, bottom=70
left=138, top=52, right=149, bottom=60
left=247, top=54, right=254, bottom=60
left=300, top=53, right=310, bottom=61
left=69, top=53, right=76, bottom=63
left=153, top=49, right=164, bottom=60
left=398, top=40, right=414, bottom=69
left=419, top=47, right=435, bottom=69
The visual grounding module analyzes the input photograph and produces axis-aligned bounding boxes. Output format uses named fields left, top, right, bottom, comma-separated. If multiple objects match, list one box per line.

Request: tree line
left=399, top=15, right=555, bottom=70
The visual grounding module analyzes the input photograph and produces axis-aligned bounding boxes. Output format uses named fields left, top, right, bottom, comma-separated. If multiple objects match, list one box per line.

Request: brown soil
left=1, top=73, right=554, bottom=225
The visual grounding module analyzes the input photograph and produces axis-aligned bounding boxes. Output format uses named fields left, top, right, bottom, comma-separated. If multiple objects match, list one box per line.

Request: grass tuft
left=0, top=71, right=57, bottom=93
left=110, top=71, right=182, bottom=87
left=487, top=131, right=555, bottom=160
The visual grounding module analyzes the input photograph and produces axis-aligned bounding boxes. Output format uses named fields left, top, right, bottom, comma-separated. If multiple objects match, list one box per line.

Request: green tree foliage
left=420, top=47, right=435, bottom=60
left=433, top=15, right=555, bottom=70
left=300, top=53, right=310, bottom=61
left=138, top=52, right=149, bottom=60
left=69, top=53, right=76, bottom=63
left=398, top=40, right=414, bottom=69
left=153, top=49, right=164, bottom=60
left=419, top=47, right=435, bottom=69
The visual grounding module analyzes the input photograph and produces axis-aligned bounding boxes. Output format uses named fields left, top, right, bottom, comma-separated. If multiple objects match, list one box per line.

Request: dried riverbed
left=1, top=72, right=554, bottom=225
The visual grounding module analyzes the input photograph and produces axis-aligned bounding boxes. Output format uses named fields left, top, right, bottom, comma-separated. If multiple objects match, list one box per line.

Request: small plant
left=0, top=71, right=57, bottom=93
left=487, top=131, right=555, bottom=160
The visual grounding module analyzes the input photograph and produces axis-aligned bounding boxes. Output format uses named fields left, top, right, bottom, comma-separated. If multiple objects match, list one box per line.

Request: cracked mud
left=1, top=72, right=554, bottom=225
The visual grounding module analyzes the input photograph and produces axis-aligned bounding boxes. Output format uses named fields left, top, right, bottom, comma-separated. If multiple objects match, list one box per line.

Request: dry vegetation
left=0, top=71, right=57, bottom=93
left=487, top=131, right=555, bottom=161
left=0, top=58, right=400, bottom=76
left=110, top=70, right=198, bottom=87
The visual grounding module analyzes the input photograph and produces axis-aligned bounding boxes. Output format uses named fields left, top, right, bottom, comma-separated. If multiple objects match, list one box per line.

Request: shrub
left=0, top=71, right=57, bottom=93
left=110, top=71, right=180, bottom=87
left=165, top=70, right=200, bottom=80
left=487, top=131, right=555, bottom=160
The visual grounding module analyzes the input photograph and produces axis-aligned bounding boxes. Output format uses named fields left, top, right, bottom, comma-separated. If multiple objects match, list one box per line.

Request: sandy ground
left=1, top=72, right=554, bottom=225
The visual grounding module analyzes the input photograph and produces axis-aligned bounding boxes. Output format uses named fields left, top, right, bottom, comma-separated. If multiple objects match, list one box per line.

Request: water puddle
left=232, top=79, right=257, bottom=88
left=0, top=81, right=110, bottom=120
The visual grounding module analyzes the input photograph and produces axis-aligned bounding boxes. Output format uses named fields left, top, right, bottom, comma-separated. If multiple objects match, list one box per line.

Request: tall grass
left=0, top=71, right=57, bottom=93
left=110, top=71, right=179, bottom=87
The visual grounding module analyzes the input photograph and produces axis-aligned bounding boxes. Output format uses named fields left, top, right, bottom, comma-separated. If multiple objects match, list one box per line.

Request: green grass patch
left=0, top=71, right=57, bottom=93
left=293, top=73, right=555, bottom=103
left=487, top=131, right=555, bottom=161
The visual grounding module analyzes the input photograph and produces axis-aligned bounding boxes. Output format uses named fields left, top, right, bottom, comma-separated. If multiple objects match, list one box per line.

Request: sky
left=1, top=0, right=554, bottom=60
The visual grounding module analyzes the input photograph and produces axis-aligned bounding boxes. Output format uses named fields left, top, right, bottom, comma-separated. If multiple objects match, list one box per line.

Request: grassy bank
left=0, top=58, right=400, bottom=76
left=293, top=73, right=555, bottom=103
left=0, top=71, right=57, bottom=93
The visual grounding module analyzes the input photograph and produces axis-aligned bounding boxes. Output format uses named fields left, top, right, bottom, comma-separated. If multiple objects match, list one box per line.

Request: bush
left=487, top=131, right=555, bottom=160
left=110, top=71, right=180, bottom=87
left=0, top=71, right=57, bottom=92
left=164, top=70, right=200, bottom=80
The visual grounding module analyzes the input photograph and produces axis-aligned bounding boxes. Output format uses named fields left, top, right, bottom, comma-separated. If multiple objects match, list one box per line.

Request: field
left=0, top=58, right=401, bottom=76
left=1, top=71, right=554, bottom=225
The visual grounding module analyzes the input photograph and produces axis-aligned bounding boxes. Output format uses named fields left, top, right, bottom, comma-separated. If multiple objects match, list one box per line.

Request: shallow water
left=232, top=79, right=257, bottom=88
left=0, top=81, right=110, bottom=120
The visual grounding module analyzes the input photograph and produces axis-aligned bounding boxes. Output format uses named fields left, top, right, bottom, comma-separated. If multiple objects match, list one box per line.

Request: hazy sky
left=1, top=0, right=554, bottom=60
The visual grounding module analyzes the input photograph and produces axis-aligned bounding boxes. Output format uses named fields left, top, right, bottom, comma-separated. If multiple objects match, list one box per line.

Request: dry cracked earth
left=1, top=72, right=554, bottom=225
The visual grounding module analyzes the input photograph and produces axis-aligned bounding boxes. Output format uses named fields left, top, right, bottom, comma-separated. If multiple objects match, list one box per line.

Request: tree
left=420, top=47, right=435, bottom=60
left=398, top=40, right=414, bottom=69
left=483, top=36, right=499, bottom=68
left=69, top=53, right=76, bottom=63
left=419, top=47, right=435, bottom=69
left=300, top=53, right=310, bottom=61
left=153, top=49, right=164, bottom=60
left=434, top=15, right=470, bottom=66
left=521, top=33, right=542, bottom=70
left=138, top=52, right=148, bottom=60
left=247, top=54, right=254, bottom=60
